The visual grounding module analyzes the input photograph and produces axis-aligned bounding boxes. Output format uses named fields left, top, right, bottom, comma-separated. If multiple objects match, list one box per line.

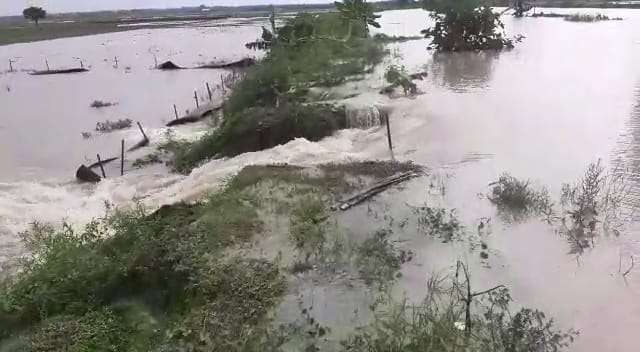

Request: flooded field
left=2, top=7, right=640, bottom=351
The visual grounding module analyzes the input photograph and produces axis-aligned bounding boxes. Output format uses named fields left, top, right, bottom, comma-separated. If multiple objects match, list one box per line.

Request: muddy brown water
left=1, top=7, right=640, bottom=351
left=0, top=20, right=264, bottom=182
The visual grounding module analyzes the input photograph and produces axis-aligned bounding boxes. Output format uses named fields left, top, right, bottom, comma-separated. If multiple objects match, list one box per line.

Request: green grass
left=0, top=180, right=284, bottom=351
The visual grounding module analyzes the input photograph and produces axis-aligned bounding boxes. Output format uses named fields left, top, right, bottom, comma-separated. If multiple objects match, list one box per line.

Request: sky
left=0, top=0, right=337, bottom=16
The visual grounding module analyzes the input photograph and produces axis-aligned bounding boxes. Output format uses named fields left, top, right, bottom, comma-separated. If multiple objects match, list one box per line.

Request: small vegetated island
left=0, top=1, right=578, bottom=351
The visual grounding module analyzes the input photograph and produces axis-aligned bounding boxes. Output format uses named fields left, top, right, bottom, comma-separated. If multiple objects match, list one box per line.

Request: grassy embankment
left=0, top=161, right=421, bottom=351
left=166, top=12, right=388, bottom=173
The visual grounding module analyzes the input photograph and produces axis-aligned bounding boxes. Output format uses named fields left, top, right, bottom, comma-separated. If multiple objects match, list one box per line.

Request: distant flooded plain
left=2, top=7, right=640, bottom=352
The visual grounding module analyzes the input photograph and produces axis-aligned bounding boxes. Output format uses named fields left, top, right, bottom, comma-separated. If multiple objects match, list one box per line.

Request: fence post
left=385, top=113, right=393, bottom=151
left=206, top=83, right=212, bottom=100
left=96, top=154, right=106, bottom=178
left=120, top=140, right=125, bottom=176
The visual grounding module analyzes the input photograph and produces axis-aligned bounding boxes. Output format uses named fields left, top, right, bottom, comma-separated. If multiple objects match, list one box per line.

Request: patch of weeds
left=413, top=206, right=462, bottom=242
left=27, top=307, right=137, bottom=352
left=341, top=263, right=577, bottom=352
left=356, top=229, right=403, bottom=288
left=289, top=196, right=329, bottom=262
left=565, top=13, right=622, bottom=22
left=132, top=152, right=162, bottom=168
left=95, top=118, right=132, bottom=133
left=559, top=160, right=631, bottom=255
left=164, top=258, right=286, bottom=352
left=383, top=64, right=417, bottom=95
left=373, top=33, right=423, bottom=43
left=90, top=100, right=116, bottom=108
left=488, top=173, right=554, bottom=222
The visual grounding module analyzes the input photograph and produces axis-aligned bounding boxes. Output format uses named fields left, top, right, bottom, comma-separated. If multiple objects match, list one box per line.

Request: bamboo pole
left=136, top=122, right=149, bottom=141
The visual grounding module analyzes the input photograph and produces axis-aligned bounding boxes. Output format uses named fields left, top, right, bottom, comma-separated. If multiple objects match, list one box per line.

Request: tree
left=421, top=0, right=515, bottom=51
left=335, top=0, right=381, bottom=38
left=23, top=7, right=46, bottom=26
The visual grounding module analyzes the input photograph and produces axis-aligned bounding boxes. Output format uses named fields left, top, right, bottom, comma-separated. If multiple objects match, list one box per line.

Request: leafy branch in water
left=488, top=173, right=554, bottom=223
left=341, top=261, right=577, bottom=352
left=559, top=160, right=632, bottom=255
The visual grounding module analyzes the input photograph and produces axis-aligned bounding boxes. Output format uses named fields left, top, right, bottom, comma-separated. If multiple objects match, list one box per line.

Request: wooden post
left=136, top=122, right=149, bottom=141
left=385, top=113, right=393, bottom=151
left=8, top=60, right=13, bottom=72
left=96, top=154, right=106, bottom=178
left=154, top=55, right=158, bottom=69
left=194, top=91, right=199, bottom=109
left=120, top=140, right=125, bottom=176
left=45, top=58, right=50, bottom=71
left=114, top=56, right=119, bottom=68
left=173, top=104, right=179, bottom=120
left=206, top=83, right=212, bottom=101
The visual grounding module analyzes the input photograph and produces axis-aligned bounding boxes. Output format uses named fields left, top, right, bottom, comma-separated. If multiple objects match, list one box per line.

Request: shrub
left=489, top=173, right=553, bottom=221
left=384, top=64, right=417, bottom=95
left=289, top=196, right=329, bottom=261
left=422, top=0, right=515, bottom=51
left=356, top=230, right=402, bottom=287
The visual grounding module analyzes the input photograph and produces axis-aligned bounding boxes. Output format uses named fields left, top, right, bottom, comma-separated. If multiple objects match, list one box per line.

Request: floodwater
left=2, top=7, right=640, bottom=351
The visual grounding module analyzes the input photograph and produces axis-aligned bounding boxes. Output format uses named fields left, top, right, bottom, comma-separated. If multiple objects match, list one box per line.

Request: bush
left=422, top=0, right=515, bottom=51
left=384, top=64, right=417, bottom=95
left=489, top=173, right=553, bottom=221
left=356, top=230, right=402, bottom=287
left=341, top=266, right=577, bottom=352
left=289, top=196, right=328, bottom=261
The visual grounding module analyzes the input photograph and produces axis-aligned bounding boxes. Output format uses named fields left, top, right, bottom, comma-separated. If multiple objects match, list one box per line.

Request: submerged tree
left=421, top=0, right=515, bottom=51
left=335, top=0, right=381, bottom=37
left=23, top=6, right=46, bottom=26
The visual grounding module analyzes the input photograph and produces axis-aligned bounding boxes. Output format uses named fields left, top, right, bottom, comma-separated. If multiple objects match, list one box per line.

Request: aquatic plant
left=89, top=100, right=116, bottom=108
left=384, top=64, right=417, bottom=95
left=559, top=160, right=631, bottom=254
left=341, top=262, right=577, bottom=352
left=565, top=13, right=622, bottom=22
left=95, top=118, right=132, bottom=132
left=289, top=196, right=329, bottom=262
left=413, top=206, right=462, bottom=242
left=421, top=0, right=515, bottom=51
left=356, top=229, right=403, bottom=288
left=373, top=33, right=423, bottom=43
left=488, top=173, right=554, bottom=222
